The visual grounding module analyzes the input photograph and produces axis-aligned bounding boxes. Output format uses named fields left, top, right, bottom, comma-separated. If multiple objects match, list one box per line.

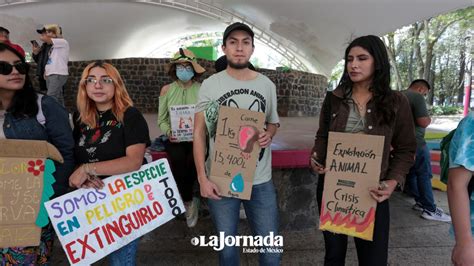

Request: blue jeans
left=108, top=238, right=140, bottom=266
left=207, top=180, right=281, bottom=266
left=406, top=144, right=436, bottom=212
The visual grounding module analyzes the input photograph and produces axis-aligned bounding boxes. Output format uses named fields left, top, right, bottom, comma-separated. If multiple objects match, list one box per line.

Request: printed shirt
left=196, top=70, right=279, bottom=185
left=45, top=38, right=69, bottom=76
left=73, top=107, right=151, bottom=171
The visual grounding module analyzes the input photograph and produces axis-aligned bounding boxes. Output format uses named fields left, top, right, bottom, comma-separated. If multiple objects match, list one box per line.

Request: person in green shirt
left=158, top=48, right=206, bottom=228
left=403, top=79, right=451, bottom=222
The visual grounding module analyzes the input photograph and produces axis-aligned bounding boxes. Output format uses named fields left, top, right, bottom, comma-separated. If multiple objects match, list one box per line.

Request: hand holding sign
left=257, top=130, right=272, bottom=148
left=81, top=175, right=105, bottom=190
left=199, top=178, right=221, bottom=200
left=368, top=179, right=397, bottom=203
left=310, top=152, right=327, bottom=174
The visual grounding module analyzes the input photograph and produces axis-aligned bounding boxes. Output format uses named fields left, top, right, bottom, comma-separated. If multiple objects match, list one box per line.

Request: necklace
left=351, top=95, right=372, bottom=115
left=97, top=109, right=109, bottom=118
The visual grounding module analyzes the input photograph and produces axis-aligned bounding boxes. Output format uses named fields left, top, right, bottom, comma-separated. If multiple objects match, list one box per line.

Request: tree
left=384, top=33, right=403, bottom=90
left=382, top=6, right=473, bottom=106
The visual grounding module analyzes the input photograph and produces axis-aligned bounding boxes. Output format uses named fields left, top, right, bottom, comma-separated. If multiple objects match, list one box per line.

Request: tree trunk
left=428, top=55, right=436, bottom=105
left=438, top=54, right=445, bottom=106
left=384, top=34, right=403, bottom=90
left=414, top=22, right=425, bottom=78
left=423, top=20, right=433, bottom=82
left=457, top=37, right=467, bottom=104
left=408, top=26, right=415, bottom=82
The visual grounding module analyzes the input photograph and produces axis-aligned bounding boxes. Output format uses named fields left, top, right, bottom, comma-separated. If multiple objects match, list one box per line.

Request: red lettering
left=139, top=207, right=152, bottom=223
left=128, top=212, right=140, bottom=230
left=119, top=214, right=132, bottom=235
left=101, top=224, right=113, bottom=245
left=146, top=205, right=157, bottom=219
left=105, top=221, right=123, bottom=242
left=133, top=211, right=144, bottom=226
left=65, top=240, right=80, bottom=264
left=89, top=227, right=104, bottom=249
left=108, top=179, right=127, bottom=195
left=153, top=201, right=163, bottom=215
left=77, top=234, right=96, bottom=259
left=108, top=183, right=118, bottom=195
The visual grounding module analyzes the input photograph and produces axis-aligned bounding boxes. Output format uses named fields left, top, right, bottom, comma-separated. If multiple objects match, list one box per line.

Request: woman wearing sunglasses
left=0, top=43, right=75, bottom=264
left=158, top=48, right=206, bottom=228
left=69, top=61, right=150, bottom=265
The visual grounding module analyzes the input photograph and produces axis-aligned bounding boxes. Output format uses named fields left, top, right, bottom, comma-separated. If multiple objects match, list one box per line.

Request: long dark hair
left=338, top=35, right=395, bottom=125
left=0, top=43, right=38, bottom=117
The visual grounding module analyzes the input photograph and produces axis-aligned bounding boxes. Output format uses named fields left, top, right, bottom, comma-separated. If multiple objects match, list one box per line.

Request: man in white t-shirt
left=42, top=24, right=69, bottom=105
left=194, top=22, right=281, bottom=265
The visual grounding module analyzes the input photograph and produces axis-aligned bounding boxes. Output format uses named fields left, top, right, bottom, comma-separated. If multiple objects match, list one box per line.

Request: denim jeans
left=207, top=180, right=281, bottom=266
left=46, top=74, right=67, bottom=106
left=406, top=144, right=436, bottom=212
left=108, top=238, right=140, bottom=266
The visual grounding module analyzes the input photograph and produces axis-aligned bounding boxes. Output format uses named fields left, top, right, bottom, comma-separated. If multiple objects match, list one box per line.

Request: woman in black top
left=69, top=61, right=150, bottom=266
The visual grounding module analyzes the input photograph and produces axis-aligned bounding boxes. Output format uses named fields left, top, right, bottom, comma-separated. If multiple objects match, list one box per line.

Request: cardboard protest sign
left=0, top=139, right=62, bottom=248
left=45, top=159, right=184, bottom=265
left=319, top=132, right=385, bottom=241
left=209, top=106, right=265, bottom=200
left=170, top=104, right=195, bottom=142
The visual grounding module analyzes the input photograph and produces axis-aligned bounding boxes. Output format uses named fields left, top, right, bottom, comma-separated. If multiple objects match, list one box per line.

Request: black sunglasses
left=0, top=61, right=29, bottom=75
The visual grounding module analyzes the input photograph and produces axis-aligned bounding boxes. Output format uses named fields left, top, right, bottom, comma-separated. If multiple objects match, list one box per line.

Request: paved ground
left=50, top=115, right=460, bottom=265
left=51, top=189, right=454, bottom=266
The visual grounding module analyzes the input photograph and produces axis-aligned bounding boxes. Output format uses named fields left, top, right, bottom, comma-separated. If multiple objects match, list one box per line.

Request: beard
left=227, top=60, right=249, bottom=70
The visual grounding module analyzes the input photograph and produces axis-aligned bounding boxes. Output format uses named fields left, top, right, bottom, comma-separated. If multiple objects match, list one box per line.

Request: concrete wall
left=273, top=168, right=318, bottom=231
left=31, top=58, right=327, bottom=117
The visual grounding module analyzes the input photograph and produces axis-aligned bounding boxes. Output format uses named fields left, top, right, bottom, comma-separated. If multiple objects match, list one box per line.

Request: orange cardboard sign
left=319, top=132, right=385, bottom=241
left=209, top=106, right=265, bottom=200
left=0, top=139, right=62, bottom=248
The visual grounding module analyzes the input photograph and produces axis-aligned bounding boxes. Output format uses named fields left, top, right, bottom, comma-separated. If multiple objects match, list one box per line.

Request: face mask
left=176, top=68, right=194, bottom=82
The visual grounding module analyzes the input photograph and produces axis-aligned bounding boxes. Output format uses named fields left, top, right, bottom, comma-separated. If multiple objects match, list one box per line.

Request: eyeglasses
left=176, top=65, right=193, bottom=71
left=0, top=61, right=29, bottom=75
left=85, top=77, right=114, bottom=86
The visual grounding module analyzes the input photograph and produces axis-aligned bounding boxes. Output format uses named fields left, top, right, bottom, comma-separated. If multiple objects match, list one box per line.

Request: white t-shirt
left=196, top=70, right=280, bottom=185
left=45, top=38, right=69, bottom=76
left=0, top=110, right=6, bottom=139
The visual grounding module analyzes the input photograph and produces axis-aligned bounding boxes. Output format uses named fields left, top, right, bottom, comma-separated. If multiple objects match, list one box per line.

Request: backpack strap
left=36, top=94, right=46, bottom=127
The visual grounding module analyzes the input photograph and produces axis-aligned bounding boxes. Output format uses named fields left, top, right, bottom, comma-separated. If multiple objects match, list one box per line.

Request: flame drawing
left=319, top=198, right=376, bottom=241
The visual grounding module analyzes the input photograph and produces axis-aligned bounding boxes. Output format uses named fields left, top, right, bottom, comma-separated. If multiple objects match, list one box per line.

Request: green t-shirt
left=196, top=71, right=280, bottom=185
left=158, top=81, right=200, bottom=136
left=345, top=100, right=366, bottom=133
left=403, top=89, right=429, bottom=146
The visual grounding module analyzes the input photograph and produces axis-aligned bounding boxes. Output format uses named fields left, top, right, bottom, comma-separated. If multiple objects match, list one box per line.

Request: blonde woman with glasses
left=69, top=61, right=150, bottom=265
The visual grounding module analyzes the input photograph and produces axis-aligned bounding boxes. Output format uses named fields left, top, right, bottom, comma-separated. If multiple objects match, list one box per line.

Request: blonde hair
left=76, top=62, right=133, bottom=128
left=45, top=24, right=61, bottom=37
